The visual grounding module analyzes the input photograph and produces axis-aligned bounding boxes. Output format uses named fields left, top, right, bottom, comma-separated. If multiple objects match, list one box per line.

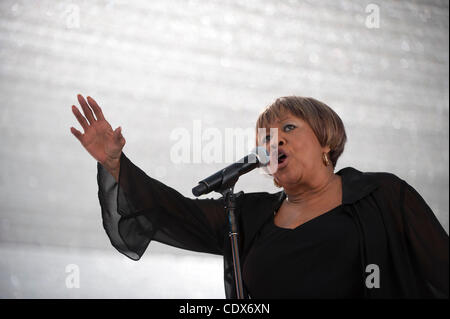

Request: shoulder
left=367, top=171, right=409, bottom=200
left=339, top=166, right=405, bottom=185
left=337, top=167, right=408, bottom=203
left=238, top=191, right=284, bottom=243
left=366, top=171, right=405, bottom=188
left=238, top=190, right=284, bottom=219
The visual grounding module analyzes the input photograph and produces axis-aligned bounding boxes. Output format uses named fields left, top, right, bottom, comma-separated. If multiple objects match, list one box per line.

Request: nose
left=277, top=132, right=286, bottom=147
left=267, top=133, right=285, bottom=154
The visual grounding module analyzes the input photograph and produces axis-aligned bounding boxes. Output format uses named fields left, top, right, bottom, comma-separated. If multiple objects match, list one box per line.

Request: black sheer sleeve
left=402, top=180, right=449, bottom=298
left=97, top=152, right=228, bottom=260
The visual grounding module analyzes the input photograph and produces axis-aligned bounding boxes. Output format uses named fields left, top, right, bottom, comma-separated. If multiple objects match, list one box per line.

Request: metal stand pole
left=195, top=162, right=248, bottom=298
left=221, top=187, right=244, bottom=299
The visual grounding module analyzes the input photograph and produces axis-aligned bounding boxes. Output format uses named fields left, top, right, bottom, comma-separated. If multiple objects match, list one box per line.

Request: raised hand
left=70, top=94, right=125, bottom=174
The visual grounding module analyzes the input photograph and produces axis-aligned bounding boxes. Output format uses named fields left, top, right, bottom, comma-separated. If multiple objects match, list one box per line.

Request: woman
left=71, top=94, right=448, bottom=298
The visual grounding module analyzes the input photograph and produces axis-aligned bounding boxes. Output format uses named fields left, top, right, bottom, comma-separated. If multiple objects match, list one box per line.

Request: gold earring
left=322, top=153, right=330, bottom=166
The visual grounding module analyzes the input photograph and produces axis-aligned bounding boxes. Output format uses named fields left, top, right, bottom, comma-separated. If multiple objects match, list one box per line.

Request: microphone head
left=251, top=146, right=270, bottom=166
left=192, top=182, right=208, bottom=197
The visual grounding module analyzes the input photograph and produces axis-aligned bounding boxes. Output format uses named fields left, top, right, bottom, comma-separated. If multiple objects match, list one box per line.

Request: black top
left=97, top=152, right=449, bottom=298
left=243, top=205, right=364, bottom=298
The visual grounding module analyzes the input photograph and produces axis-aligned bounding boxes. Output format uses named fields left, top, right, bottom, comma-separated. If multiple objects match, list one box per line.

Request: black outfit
left=243, top=205, right=364, bottom=298
left=97, top=152, right=449, bottom=299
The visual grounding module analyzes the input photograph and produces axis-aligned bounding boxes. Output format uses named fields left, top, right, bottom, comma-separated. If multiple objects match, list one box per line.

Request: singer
left=70, top=95, right=448, bottom=299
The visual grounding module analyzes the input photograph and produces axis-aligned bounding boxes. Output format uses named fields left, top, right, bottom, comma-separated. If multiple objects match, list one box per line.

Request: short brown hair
left=256, top=96, right=347, bottom=168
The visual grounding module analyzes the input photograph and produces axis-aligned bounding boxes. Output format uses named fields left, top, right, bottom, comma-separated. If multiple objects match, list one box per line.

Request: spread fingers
left=86, top=96, right=105, bottom=121
left=77, top=94, right=96, bottom=124
left=72, top=105, right=89, bottom=131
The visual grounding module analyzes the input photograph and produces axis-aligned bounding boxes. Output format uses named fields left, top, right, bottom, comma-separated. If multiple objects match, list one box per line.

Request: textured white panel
left=0, top=0, right=448, bottom=297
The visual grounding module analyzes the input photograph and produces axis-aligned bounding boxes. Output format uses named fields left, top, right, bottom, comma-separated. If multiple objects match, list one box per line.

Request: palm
left=70, top=95, right=125, bottom=165
left=83, top=120, right=117, bottom=163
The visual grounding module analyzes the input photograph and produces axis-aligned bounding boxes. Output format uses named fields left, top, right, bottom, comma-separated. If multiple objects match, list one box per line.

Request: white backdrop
left=0, top=0, right=448, bottom=298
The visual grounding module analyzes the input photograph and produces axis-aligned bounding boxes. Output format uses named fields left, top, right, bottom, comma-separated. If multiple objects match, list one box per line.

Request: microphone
left=192, top=146, right=270, bottom=196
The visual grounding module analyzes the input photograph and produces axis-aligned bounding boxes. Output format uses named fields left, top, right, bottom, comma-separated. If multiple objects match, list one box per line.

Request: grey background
left=0, top=0, right=448, bottom=298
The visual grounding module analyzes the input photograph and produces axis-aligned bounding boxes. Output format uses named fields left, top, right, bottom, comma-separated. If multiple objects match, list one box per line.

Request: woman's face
left=258, top=112, right=330, bottom=188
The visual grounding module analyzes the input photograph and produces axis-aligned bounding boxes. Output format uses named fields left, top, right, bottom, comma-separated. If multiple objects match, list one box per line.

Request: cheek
left=292, top=140, right=321, bottom=167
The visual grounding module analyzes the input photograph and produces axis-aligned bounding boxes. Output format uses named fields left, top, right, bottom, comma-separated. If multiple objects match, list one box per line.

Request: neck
left=283, top=168, right=339, bottom=207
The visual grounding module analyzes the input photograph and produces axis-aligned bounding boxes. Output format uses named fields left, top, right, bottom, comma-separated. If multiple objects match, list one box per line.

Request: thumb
left=114, top=126, right=123, bottom=141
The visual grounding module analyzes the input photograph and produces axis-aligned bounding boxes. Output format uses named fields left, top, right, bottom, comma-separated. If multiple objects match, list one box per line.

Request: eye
left=283, top=124, right=296, bottom=132
left=263, top=134, right=271, bottom=143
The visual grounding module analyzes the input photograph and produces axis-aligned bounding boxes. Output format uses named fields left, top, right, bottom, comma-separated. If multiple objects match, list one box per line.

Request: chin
left=275, top=169, right=302, bottom=187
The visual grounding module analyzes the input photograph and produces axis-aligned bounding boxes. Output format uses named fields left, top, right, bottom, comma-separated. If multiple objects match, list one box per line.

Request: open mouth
left=277, top=151, right=287, bottom=164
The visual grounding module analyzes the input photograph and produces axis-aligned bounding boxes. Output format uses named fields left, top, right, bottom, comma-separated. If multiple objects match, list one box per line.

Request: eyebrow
left=260, top=116, right=298, bottom=130
left=273, top=117, right=296, bottom=125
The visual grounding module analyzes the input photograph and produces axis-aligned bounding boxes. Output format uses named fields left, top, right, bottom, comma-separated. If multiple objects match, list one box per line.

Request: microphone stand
left=216, top=165, right=245, bottom=299
left=193, top=148, right=270, bottom=298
